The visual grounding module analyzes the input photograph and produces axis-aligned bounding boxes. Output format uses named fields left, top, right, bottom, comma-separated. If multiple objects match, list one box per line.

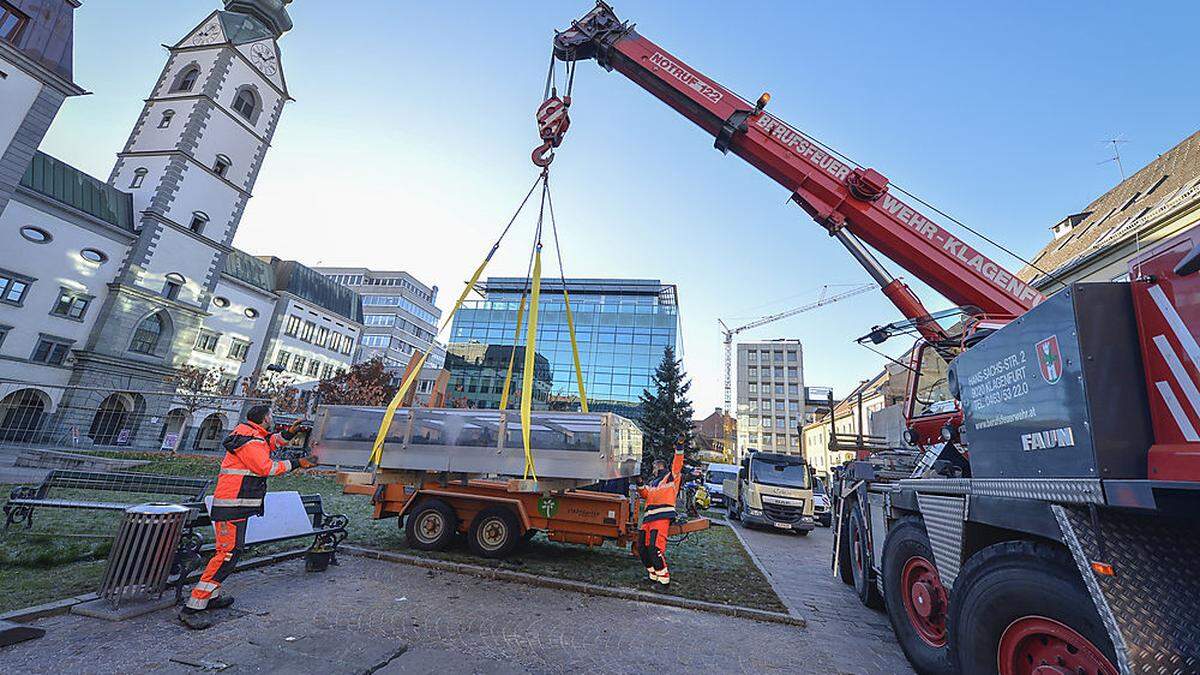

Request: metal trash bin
left=98, top=503, right=190, bottom=608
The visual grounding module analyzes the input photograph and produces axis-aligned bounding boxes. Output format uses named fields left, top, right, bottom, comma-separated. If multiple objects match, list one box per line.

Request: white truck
left=724, top=452, right=815, bottom=535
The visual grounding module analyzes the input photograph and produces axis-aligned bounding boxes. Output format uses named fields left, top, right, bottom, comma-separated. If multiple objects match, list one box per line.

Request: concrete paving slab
left=71, top=595, right=176, bottom=621
left=377, top=646, right=530, bottom=674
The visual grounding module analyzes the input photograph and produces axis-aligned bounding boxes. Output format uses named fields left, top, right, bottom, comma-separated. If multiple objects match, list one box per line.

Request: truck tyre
left=881, top=517, right=954, bottom=675
left=467, top=506, right=521, bottom=559
left=837, top=510, right=854, bottom=585
left=405, top=499, right=457, bottom=551
left=731, top=499, right=742, bottom=522
left=849, top=504, right=884, bottom=609
left=949, top=540, right=1118, bottom=675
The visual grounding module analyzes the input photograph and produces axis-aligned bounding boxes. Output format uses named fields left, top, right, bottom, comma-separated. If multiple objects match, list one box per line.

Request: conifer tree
left=637, top=346, right=697, bottom=474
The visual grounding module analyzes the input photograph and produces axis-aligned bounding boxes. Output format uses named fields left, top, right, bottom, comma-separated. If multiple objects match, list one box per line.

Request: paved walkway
left=731, top=521, right=914, bottom=674
left=4, top=553, right=858, bottom=674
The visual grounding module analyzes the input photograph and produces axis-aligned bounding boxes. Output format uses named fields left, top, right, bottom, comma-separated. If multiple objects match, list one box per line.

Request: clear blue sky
left=43, top=1, right=1200, bottom=412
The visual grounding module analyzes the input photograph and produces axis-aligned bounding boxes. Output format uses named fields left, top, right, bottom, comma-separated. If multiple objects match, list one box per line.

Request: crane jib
left=755, top=113, right=1041, bottom=308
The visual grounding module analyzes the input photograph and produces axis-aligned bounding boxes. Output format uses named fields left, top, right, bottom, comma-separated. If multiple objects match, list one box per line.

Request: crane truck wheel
left=467, top=506, right=521, bottom=559
left=948, top=540, right=1118, bottom=675
left=404, top=499, right=458, bottom=552
left=880, top=517, right=954, bottom=675
left=836, top=510, right=854, bottom=585
left=849, top=504, right=884, bottom=609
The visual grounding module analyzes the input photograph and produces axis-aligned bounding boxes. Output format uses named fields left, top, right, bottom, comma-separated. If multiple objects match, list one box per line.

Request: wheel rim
left=478, top=517, right=509, bottom=551
left=997, top=616, right=1118, bottom=675
left=900, top=556, right=948, bottom=647
left=415, top=511, right=444, bottom=544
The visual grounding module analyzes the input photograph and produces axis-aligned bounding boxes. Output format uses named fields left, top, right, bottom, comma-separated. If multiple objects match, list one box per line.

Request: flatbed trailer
left=341, top=473, right=709, bottom=559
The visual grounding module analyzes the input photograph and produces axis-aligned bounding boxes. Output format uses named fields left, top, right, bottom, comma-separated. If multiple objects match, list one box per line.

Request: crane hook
left=532, top=94, right=571, bottom=167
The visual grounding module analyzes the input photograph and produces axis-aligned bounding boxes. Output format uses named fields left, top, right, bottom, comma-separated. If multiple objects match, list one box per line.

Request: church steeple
left=224, top=0, right=293, bottom=38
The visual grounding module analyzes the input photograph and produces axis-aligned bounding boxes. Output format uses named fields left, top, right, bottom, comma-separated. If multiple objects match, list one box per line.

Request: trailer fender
left=963, top=495, right=1063, bottom=546
left=914, top=493, right=967, bottom=590
left=400, top=489, right=534, bottom=531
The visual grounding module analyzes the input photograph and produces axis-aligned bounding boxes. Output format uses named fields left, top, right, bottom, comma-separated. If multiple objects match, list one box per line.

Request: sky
left=42, top=1, right=1200, bottom=413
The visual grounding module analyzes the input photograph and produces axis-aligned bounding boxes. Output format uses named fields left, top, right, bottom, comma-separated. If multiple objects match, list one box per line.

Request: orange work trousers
left=637, top=519, right=670, bottom=573
left=186, top=518, right=247, bottom=610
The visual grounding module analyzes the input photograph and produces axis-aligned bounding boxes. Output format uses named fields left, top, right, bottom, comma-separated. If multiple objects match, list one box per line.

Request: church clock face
left=192, top=23, right=221, bottom=46
left=251, top=43, right=278, bottom=76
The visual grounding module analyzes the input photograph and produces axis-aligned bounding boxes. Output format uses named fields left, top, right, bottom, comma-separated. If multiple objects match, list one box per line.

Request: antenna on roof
left=1098, top=136, right=1129, bottom=181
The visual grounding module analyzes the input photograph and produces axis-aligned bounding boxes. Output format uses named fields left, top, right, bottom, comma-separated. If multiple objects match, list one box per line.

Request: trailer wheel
left=949, top=540, right=1118, bottom=675
left=849, top=505, right=883, bottom=609
left=405, top=499, right=457, bottom=551
left=467, top=506, right=521, bottom=559
left=881, top=517, right=954, bottom=675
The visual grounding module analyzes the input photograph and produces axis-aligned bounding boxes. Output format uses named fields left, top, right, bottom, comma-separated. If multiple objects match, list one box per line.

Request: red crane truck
left=548, top=4, right=1200, bottom=673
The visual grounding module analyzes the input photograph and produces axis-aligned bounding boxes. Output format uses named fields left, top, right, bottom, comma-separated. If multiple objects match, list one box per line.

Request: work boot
left=178, top=607, right=212, bottom=630
left=209, top=595, right=235, bottom=610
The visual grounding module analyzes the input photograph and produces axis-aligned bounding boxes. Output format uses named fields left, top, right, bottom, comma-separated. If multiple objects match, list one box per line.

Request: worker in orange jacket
left=179, top=404, right=314, bottom=630
left=636, top=440, right=686, bottom=585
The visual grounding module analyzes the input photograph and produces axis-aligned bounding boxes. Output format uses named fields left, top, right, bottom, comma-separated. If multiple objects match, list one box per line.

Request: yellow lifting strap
left=520, top=249, right=543, bottom=480
left=562, top=289, right=588, bottom=412
left=498, top=294, right=527, bottom=410
left=366, top=254, right=491, bottom=468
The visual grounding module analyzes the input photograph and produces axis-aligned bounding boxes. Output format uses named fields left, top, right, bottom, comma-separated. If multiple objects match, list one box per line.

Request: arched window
left=213, top=154, right=231, bottom=178
left=130, top=313, right=164, bottom=354
left=189, top=211, right=209, bottom=234
left=163, top=273, right=185, bottom=300
left=158, top=110, right=175, bottom=128
left=130, top=168, right=148, bottom=189
left=232, top=88, right=258, bottom=121
left=173, top=67, right=200, bottom=93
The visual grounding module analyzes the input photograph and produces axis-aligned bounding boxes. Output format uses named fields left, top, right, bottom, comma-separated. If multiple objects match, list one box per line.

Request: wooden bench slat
left=8, top=499, right=131, bottom=511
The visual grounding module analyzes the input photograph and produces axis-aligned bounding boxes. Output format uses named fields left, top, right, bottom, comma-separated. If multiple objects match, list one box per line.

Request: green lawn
left=1, top=452, right=785, bottom=614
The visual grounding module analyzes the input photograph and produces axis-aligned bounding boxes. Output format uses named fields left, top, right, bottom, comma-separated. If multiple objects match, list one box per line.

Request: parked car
left=703, top=462, right=738, bottom=507
left=812, top=478, right=832, bottom=527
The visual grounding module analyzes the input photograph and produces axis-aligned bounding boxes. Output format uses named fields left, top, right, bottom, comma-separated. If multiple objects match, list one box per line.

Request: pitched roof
left=217, top=10, right=275, bottom=45
left=20, top=151, right=134, bottom=231
left=222, top=248, right=275, bottom=292
left=1022, top=129, right=1200, bottom=284
left=265, top=257, right=364, bottom=323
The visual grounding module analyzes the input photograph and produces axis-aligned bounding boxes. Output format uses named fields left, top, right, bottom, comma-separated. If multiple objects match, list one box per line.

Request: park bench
left=3, top=469, right=212, bottom=529
left=172, top=491, right=348, bottom=602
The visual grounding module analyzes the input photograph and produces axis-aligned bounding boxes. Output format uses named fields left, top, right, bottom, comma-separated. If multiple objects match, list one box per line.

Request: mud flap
left=1054, top=505, right=1200, bottom=673
left=915, top=493, right=966, bottom=590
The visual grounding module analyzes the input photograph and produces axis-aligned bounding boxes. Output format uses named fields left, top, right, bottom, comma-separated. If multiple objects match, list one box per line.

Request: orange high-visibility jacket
left=209, top=421, right=294, bottom=521
left=638, top=450, right=685, bottom=525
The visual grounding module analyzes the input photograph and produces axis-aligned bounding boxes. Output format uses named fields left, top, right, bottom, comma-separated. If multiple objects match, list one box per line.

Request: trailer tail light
left=1090, top=561, right=1115, bottom=577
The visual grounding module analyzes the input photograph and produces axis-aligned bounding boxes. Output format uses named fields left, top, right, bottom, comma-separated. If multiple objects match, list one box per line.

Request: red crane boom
left=552, top=3, right=1043, bottom=339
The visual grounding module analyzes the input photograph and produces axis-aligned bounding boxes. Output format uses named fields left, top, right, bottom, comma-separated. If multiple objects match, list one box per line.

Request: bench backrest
left=44, top=470, right=211, bottom=498
left=203, top=491, right=315, bottom=545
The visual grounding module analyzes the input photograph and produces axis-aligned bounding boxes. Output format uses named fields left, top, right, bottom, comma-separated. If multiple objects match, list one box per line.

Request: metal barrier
left=0, top=379, right=288, bottom=455
left=98, top=503, right=190, bottom=608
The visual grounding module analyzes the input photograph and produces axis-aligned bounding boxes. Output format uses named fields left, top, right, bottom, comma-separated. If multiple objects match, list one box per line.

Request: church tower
left=74, top=0, right=292, bottom=392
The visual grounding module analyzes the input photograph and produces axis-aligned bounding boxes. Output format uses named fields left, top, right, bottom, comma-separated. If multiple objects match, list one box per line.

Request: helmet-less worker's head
left=247, top=404, right=273, bottom=430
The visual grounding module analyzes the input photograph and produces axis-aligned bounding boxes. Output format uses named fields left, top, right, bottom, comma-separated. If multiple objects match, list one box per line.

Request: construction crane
left=719, top=283, right=875, bottom=422
left=545, top=5, right=1200, bottom=671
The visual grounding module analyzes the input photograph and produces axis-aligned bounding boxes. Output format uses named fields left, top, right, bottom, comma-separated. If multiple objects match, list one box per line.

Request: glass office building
left=446, top=278, right=679, bottom=418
